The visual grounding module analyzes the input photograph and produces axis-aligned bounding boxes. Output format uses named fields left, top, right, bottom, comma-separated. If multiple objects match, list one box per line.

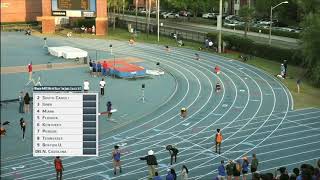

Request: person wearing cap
left=140, top=150, right=158, bottom=179
left=166, top=145, right=179, bottom=165
left=180, top=108, right=187, bottom=119
left=242, top=156, right=249, bottom=180
left=218, top=160, right=226, bottom=180
left=226, top=160, right=234, bottom=180
left=215, top=129, right=223, bottom=154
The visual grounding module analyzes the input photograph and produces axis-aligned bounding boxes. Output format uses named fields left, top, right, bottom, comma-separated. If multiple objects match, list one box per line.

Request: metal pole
left=135, top=0, right=138, bottom=30
left=269, top=7, right=272, bottom=45
left=218, top=0, right=223, bottom=53
left=157, top=0, right=160, bottom=42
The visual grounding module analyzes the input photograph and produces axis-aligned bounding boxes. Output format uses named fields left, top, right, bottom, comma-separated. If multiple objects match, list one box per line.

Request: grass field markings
left=189, top=157, right=319, bottom=179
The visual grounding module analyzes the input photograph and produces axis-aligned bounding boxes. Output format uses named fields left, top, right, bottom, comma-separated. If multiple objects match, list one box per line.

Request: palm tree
left=239, top=5, right=254, bottom=37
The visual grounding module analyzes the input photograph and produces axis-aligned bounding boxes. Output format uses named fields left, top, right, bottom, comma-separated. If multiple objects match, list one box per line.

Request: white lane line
left=16, top=43, right=219, bottom=179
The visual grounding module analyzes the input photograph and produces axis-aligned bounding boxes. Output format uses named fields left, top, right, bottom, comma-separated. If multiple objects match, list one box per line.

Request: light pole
left=135, top=0, right=138, bottom=31
left=157, top=0, right=160, bottom=42
left=269, top=1, right=288, bottom=45
left=217, top=0, right=223, bottom=53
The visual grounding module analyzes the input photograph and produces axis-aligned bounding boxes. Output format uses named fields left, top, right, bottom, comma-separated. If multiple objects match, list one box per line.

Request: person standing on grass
left=99, top=78, right=106, bottom=96
left=297, top=79, right=301, bottom=93
left=218, top=160, right=226, bottom=180
left=140, top=150, right=158, bottom=179
left=226, top=160, right=234, bottom=180
left=23, top=92, right=30, bottom=113
left=54, top=156, right=64, bottom=180
left=251, top=153, right=259, bottom=178
left=215, top=129, right=223, bottom=154
left=112, top=145, right=122, bottom=175
left=242, top=156, right=249, bottom=180
left=283, top=60, right=288, bottom=75
left=18, top=91, right=24, bottom=113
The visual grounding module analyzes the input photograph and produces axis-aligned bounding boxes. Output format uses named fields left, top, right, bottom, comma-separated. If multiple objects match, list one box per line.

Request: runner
left=215, top=128, right=223, bottom=154
left=27, top=62, right=32, bottom=80
left=54, top=156, right=64, bottom=180
left=180, top=108, right=187, bottom=119
left=216, top=82, right=222, bottom=93
left=99, top=78, right=106, bottom=96
left=20, top=118, right=26, bottom=140
left=166, top=145, right=179, bottom=165
left=112, top=145, right=122, bottom=175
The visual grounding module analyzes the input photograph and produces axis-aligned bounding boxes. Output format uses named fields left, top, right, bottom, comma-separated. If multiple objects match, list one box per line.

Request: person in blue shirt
left=218, top=160, right=226, bottom=180
left=97, top=62, right=102, bottom=76
left=166, top=168, right=176, bottom=180
left=92, top=61, right=97, bottom=77
left=242, top=157, right=249, bottom=180
left=112, top=145, right=121, bottom=175
left=154, top=172, right=162, bottom=180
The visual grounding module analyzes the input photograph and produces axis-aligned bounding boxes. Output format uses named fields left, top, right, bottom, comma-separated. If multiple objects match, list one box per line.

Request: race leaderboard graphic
left=57, top=0, right=89, bottom=10
left=33, top=86, right=98, bottom=157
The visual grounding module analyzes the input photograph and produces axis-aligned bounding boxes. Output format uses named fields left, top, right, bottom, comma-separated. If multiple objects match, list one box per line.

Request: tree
left=238, top=5, right=255, bottom=37
left=108, top=0, right=123, bottom=30
left=300, top=12, right=320, bottom=86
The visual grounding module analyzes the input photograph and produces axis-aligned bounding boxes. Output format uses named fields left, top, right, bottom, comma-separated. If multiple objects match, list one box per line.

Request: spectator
left=97, top=61, right=102, bottom=76
left=218, top=160, right=226, bottom=180
left=102, top=61, right=108, bottom=76
left=276, top=167, right=289, bottom=180
left=226, top=160, right=234, bottom=180
left=283, top=60, right=288, bottom=75
left=297, top=79, right=301, bottom=93
left=92, top=61, right=97, bottom=77
left=252, top=172, right=260, bottom=180
left=18, top=91, right=24, bottom=113
left=166, top=168, right=177, bottom=180
left=205, top=39, right=209, bottom=48
left=242, top=157, right=249, bottom=180
left=233, top=160, right=241, bottom=180
left=314, top=167, right=320, bottom=180
left=251, top=154, right=259, bottom=179
left=23, top=92, right=30, bottom=113
left=154, top=172, right=162, bottom=180
left=92, top=25, right=95, bottom=34
left=180, top=165, right=188, bottom=180
left=140, top=150, right=158, bottom=179
left=289, top=168, right=299, bottom=180
left=89, top=59, right=93, bottom=76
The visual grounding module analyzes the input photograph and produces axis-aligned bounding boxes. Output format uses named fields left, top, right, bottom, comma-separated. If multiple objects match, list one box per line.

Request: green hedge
left=207, top=32, right=303, bottom=65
